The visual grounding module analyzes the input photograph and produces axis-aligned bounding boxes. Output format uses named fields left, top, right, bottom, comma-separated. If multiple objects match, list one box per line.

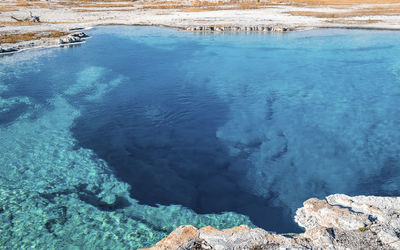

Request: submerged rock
left=146, top=194, right=400, bottom=249
left=185, top=25, right=291, bottom=33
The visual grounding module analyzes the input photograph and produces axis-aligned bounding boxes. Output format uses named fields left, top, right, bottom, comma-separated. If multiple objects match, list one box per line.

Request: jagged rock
left=142, top=225, right=199, bottom=250
left=143, top=225, right=303, bottom=250
left=146, top=194, right=400, bottom=249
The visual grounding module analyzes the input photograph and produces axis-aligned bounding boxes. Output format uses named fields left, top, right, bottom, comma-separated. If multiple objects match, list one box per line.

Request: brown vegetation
left=237, top=1, right=271, bottom=9
left=5, top=0, right=52, bottom=8
left=78, top=3, right=135, bottom=7
left=66, top=0, right=133, bottom=2
left=275, top=0, right=400, bottom=5
left=138, top=0, right=400, bottom=10
left=2, top=0, right=400, bottom=12
left=324, top=19, right=380, bottom=24
left=0, top=6, right=18, bottom=12
left=0, top=30, right=69, bottom=44
left=15, top=0, right=32, bottom=7
left=288, top=5, right=400, bottom=18
left=0, top=0, right=399, bottom=26
left=0, top=20, right=42, bottom=26
left=73, top=8, right=134, bottom=11
left=140, top=0, right=274, bottom=10
left=183, top=7, right=219, bottom=11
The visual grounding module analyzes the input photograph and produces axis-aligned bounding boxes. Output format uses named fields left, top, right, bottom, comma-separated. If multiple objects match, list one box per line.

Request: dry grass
left=9, top=0, right=134, bottom=8
left=34, top=2, right=51, bottom=8
left=0, top=20, right=70, bottom=26
left=325, top=19, right=380, bottom=24
left=288, top=6, right=400, bottom=18
left=140, top=0, right=185, bottom=9
left=1, top=0, right=139, bottom=10
left=266, top=0, right=400, bottom=7
left=142, top=4, right=186, bottom=9
left=191, top=0, right=230, bottom=7
left=11, top=0, right=52, bottom=8
left=282, top=0, right=400, bottom=4
left=140, top=0, right=230, bottom=10
left=238, top=1, right=271, bottom=9
left=67, top=0, right=133, bottom=2
left=140, top=0, right=273, bottom=10
left=0, top=30, right=69, bottom=44
left=1, top=0, right=400, bottom=17
left=183, top=7, right=220, bottom=11
left=190, top=0, right=270, bottom=8
left=145, top=1, right=185, bottom=5
left=15, top=0, right=33, bottom=7
left=0, top=20, right=43, bottom=26
left=145, top=5, right=186, bottom=9
left=73, top=7, right=134, bottom=11
left=77, top=3, right=135, bottom=7
left=139, top=0, right=400, bottom=9
left=0, top=6, right=18, bottom=11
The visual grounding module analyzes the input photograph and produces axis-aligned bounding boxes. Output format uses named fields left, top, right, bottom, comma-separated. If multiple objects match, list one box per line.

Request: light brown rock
left=142, top=225, right=199, bottom=250
left=146, top=194, right=400, bottom=249
left=295, top=197, right=371, bottom=231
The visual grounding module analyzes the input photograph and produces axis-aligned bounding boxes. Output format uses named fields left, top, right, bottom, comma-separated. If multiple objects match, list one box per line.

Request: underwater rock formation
left=185, top=25, right=291, bottom=32
left=146, top=194, right=400, bottom=249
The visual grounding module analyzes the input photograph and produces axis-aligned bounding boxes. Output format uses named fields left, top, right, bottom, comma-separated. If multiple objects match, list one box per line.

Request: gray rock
left=59, top=32, right=89, bottom=45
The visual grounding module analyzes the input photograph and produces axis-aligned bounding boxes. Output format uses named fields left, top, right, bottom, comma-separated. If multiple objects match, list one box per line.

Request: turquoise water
left=1, top=26, right=400, bottom=248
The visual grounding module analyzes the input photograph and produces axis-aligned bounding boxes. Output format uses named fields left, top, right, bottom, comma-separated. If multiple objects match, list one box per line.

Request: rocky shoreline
left=0, top=31, right=89, bottom=55
left=1, top=0, right=400, bottom=55
left=3, top=21, right=400, bottom=55
left=145, top=194, right=400, bottom=249
left=0, top=24, right=296, bottom=55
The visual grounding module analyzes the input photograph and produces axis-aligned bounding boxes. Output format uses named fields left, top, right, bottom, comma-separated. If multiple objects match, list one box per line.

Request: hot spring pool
left=1, top=26, right=400, bottom=248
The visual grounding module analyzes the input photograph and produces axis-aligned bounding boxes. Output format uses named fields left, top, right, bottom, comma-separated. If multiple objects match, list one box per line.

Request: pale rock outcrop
left=143, top=225, right=305, bottom=250
left=295, top=194, right=400, bottom=248
left=295, top=197, right=371, bottom=231
left=59, top=32, right=88, bottom=44
left=145, top=194, right=400, bottom=249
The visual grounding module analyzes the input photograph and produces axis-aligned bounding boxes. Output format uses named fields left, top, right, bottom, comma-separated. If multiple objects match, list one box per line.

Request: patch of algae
left=0, top=64, right=254, bottom=249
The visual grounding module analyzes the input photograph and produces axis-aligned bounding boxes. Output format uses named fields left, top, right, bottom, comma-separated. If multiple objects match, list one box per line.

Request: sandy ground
left=0, top=0, right=400, bottom=51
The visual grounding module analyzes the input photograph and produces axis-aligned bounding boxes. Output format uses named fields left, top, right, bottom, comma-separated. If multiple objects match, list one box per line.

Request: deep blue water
left=2, top=27, right=400, bottom=234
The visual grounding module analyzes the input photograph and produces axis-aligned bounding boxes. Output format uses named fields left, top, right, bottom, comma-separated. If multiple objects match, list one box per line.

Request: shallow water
left=1, top=27, right=400, bottom=247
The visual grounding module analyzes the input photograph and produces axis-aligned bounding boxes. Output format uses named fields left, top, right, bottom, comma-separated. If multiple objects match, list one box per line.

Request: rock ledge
left=144, top=194, right=400, bottom=249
